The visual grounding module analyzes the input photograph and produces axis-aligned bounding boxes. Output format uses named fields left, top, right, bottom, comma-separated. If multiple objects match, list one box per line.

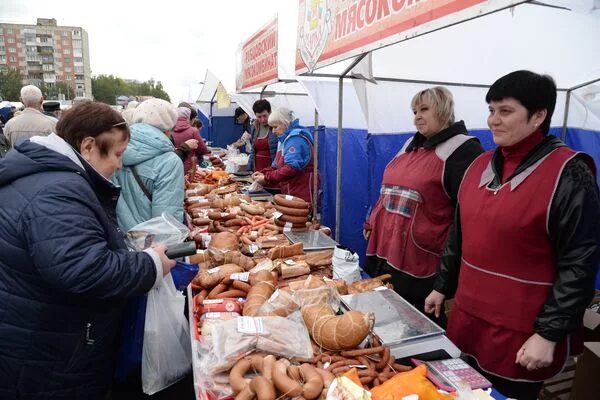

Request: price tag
left=272, top=211, right=283, bottom=219
left=285, top=195, right=294, bottom=201
left=284, top=259, right=296, bottom=266
left=221, top=213, right=229, bottom=218
left=267, top=236, right=278, bottom=241
left=250, top=230, right=258, bottom=238
left=201, top=234, right=211, bottom=248
left=373, top=285, right=388, bottom=291
left=237, top=317, right=266, bottom=334
left=202, top=299, right=224, bottom=305
left=284, top=222, right=293, bottom=232
left=207, top=267, right=221, bottom=274
left=268, top=289, right=280, bottom=302
left=230, top=272, right=250, bottom=282
left=249, top=244, right=259, bottom=254
left=202, top=312, right=223, bottom=319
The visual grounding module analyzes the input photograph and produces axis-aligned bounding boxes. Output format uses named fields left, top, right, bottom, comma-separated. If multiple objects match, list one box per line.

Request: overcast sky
left=0, top=0, right=298, bottom=103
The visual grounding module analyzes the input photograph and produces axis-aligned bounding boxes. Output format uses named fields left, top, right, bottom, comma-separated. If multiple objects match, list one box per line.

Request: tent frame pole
left=561, top=90, right=571, bottom=142
left=561, top=77, right=600, bottom=142
left=335, top=53, right=369, bottom=242
left=313, top=109, right=319, bottom=221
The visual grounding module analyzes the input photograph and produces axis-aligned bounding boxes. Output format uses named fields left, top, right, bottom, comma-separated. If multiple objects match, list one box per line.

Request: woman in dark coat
left=0, top=102, right=175, bottom=399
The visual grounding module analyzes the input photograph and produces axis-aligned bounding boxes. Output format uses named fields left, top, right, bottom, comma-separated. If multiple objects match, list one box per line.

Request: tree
left=0, top=68, right=25, bottom=101
left=39, top=81, right=74, bottom=101
left=91, top=74, right=170, bottom=104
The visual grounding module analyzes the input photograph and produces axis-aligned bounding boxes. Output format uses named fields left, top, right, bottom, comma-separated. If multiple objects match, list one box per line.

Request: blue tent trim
left=313, top=126, right=600, bottom=290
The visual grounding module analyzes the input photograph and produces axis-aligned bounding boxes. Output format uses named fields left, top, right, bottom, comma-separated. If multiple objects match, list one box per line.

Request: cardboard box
left=570, top=342, right=600, bottom=400
left=583, top=309, right=600, bottom=342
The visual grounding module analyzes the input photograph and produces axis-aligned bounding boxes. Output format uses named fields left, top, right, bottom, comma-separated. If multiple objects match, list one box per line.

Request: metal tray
left=341, top=289, right=444, bottom=346
left=284, top=230, right=338, bottom=251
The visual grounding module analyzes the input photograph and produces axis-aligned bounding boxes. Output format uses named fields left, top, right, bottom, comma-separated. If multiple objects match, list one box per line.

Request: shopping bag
left=127, top=212, right=189, bottom=251
left=141, top=274, right=192, bottom=394
left=332, top=245, right=361, bottom=284
left=171, top=261, right=199, bottom=291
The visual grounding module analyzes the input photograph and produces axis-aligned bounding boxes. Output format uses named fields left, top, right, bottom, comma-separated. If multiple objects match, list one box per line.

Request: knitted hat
left=133, top=98, right=177, bottom=132
left=177, top=107, right=191, bottom=120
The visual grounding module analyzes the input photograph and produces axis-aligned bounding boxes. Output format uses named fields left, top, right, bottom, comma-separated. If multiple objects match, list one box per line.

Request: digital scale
left=340, top=288, right=461, bottom=360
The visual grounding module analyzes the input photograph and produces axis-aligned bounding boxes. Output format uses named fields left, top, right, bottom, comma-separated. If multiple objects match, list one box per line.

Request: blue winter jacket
left=274, top=119, right=314, bottom=169
left=111, top=122, right=184, bottom=232
left=0, top=134, right=158, bottom=399
left=110, top=123, right=184, bottom=383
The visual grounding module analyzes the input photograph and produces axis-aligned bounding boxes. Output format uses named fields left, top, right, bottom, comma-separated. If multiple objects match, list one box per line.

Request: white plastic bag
left=142, top=274, right=192, bottom=394
left=127, top=212, right=189, bottom=251
left=332, top=246, right=361, bottom=283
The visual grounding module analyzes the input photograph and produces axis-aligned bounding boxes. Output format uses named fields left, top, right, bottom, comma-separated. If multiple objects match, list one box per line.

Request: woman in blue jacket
left=0, top=102, right=174, bottom=399
left=111, top=98, right=185, bottom=398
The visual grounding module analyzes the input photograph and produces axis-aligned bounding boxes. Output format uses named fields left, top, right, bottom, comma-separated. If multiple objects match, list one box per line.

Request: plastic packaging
left=258, top=284, right=341, bottom=317
left=142, top=274, right=192, bottom=394
left=127, top=212, right=189, bottom=251
left=200, top=311, right=313, bottom=375
left=332, top=245, right=361, bottom=283
left=171, top=261, right=200, bottom=291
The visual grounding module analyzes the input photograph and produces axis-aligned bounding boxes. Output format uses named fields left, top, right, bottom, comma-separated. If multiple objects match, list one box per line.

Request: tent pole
left=561, top=90, right=571, bottom=142
left=335, top=77, right=344, bottom=242
left=313, top=109, right=319, bottom=222
left=562, top=76, right=600, bottom=141
left=335, top=53, right=369, bottom=243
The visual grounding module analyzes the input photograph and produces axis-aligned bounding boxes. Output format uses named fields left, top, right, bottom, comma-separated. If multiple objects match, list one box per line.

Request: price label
left=284, top=259, right=296, bottom=266
left=221, top=213, right=229, bottom=218
left=237, top=317, right=266, bottom=334
left=248, top=244, right=259, bottom=254
left=272, top=211, right=283, bottom=219
left=268, top=289, right=280, bottom=302
left=202, top=299, right=224, bottom=305
left=230, top=272, right=250, bottom=282
left=284, top=222, right=293, bottom=232
left=207, top=267, right=221, bottom=274
left=285, top=195, right=294, bottom=201
left=267, top=236, right=278, bottom=241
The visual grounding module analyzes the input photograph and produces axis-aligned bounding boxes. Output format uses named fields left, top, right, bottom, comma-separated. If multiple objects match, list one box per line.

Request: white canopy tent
left=297, top=0, right=600, bottom=240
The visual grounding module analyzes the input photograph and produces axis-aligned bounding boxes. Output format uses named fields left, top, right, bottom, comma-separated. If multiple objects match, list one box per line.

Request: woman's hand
left=424, top=290, right=446, bottom=318
left=363, top=229, right=371, bottom=240
left=515, top=333, right=556, bottom=371
left=252, top=172, right=266, bottom=185
left=152, top=244, right=176, bottom=276
left=184, top=139, right=199, bottom=149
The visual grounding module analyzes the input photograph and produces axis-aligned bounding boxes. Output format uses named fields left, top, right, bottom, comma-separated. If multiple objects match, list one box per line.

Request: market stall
left=181, top=165, right=493, bottom=400
left=295, top=0, right=600, bottom=277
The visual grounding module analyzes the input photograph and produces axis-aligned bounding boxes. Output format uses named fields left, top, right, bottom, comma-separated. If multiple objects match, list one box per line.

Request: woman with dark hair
left=425, top=70, right=600, bottom=400
left=247, top=99, right=278, bottom=172
left=364, top=86, right=483, bottom=326
left=0, top=102, right=175, bottom=399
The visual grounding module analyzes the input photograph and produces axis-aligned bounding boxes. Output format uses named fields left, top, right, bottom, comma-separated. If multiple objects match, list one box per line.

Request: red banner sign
left=237, top=17, right=279, bottom=91
left=296, top=0, right=522, bottom=73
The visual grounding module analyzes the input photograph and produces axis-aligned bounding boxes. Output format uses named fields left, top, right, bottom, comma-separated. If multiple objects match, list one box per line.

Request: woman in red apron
left=363, top=86, right=483, bottom=326
left=247, top=99, right=278, bottom=173
left=425, top=70, right=600, bottom=399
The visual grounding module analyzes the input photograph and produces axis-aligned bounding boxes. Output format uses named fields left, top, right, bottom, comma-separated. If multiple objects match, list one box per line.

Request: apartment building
left=0, top=18, right=92, bottom=99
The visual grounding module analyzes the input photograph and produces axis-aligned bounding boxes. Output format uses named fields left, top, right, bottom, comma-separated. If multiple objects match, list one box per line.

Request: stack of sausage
left=273, top=194, right=311, bottom=231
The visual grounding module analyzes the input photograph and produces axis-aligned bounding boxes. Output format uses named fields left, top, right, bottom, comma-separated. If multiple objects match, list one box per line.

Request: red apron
left=366, top=134, right=473, bottom=278
left=274, top=135, right=315, bottom=203
left=449, top=146, right=582, bottom=381
left=253, top=135, right=272, bottom=172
